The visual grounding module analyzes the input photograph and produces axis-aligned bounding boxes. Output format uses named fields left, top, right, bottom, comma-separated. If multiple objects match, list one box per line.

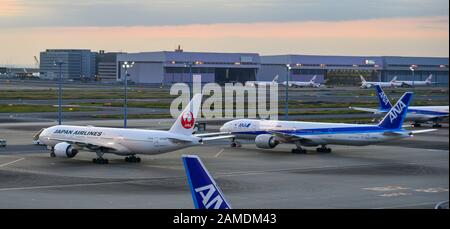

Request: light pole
left=54, top=61, right=65, bottom=125
left=410, top=64, right=417, bottom=88
left=285, top=64, right=291, bottom=121
left=122, top=61, right=134, bottom=128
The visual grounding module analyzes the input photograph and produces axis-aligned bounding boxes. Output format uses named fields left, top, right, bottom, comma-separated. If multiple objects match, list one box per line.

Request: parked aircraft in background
left=183, top=155, right=231, bottom=209
left=281, top=75, right=322, bottom=88
left=350, top=85, right=449, bottom=128
left=37, top=94, right=233, bottom=164
left=360, top=75, right=401, bottom=89
left=393, top=74, right=434, bottom=87
left=245, top=75, right=278, bottom=87
left=220, top=92, right=436, bottom=154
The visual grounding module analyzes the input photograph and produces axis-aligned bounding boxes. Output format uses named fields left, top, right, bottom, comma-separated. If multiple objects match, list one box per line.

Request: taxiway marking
left=0, top=157, right=24, bottom=168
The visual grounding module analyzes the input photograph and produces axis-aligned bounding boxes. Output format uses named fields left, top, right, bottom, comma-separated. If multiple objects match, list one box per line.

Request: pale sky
left=0, top=0, right=448, bottom=67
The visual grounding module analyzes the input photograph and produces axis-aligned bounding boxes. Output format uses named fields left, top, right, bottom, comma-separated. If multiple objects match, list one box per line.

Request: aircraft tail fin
left=375, top=85, right=393, bottom=111
left=310, top=75, right=317, bottom=82
left=182, top=155, right=231, bottom=209
left=426, top=74, right=433, bottom=82
left=272, top=75, right=279, bottom=83
left=390, top=76, right=397, bottom=82
left=169, top=94, right=202, bottom=136
left=360, top=75, right=366, bottom=82
left=378, top=92, right=413, bottom=130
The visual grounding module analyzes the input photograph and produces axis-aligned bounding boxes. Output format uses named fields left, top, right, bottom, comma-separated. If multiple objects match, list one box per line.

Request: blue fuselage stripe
left=232, top=126, right=399, bottom=136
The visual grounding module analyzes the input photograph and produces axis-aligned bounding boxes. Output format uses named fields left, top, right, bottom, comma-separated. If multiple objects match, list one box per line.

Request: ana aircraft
left=245, top=75, right=278, bottom=87
left=393, top=74, right=433, bottom=87
left=37, top=94, right=233, bottom=164
left=360, top=75, right=401, bottom=89
left=350, top=85, right=449, bottom=128
left=281, top=75, right=322, bottom=88
left=183, top=155, right=231, bottom=209
left=220, top=92, right=436, bottom=154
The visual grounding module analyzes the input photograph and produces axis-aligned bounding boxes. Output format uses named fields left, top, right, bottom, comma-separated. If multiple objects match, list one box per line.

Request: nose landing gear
left=316, top=145, right=332, bottom=153
left=93, top=150, right=108, bottom=164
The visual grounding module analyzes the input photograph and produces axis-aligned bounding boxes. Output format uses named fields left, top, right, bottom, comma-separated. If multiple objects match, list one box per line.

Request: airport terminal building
left=117, top=51, right=449, bottom=86
left=40, top=49, right=96, bottom=79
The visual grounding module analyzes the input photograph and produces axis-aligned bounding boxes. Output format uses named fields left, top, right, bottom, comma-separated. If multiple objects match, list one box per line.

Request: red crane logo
left=181, top=111, right=195, bottom=129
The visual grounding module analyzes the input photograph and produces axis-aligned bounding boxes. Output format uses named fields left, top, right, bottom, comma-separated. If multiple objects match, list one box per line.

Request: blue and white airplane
left=220, top=92, right=436, bottom=154
left=183, top=155, right=231, bottom=209
left=350, top=85, right=449, bottom=128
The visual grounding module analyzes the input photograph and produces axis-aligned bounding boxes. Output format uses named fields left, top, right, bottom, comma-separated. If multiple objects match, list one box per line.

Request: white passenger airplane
left=245, top=75, right=278, bottom=87
left=220, top=92, right=436, bottom=154
left=37, top=94, right=233, bottom=164
left=350, top=85, right=449, bottom=128
left=281, top=75, right=322, bottom=88
left=360, top=75, right=401, bottom=89
left=393, top=74, right=433, bottom=87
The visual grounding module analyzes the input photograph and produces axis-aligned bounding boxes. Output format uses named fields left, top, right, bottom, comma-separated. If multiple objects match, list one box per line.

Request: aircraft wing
left=167, top=137, right=193, bottom=144
left=349, top=106, right=385, bottom=114
left=382, top=131, right=404, bottom=136
left=194, top=132, right=231, bottom=137
left=269, top=131, right=322, bottom=145
left=269, top=131, right=302, bottom=142
left=45, top=136, right=128, bottom=153
left=200, top=135, right=235, bottom=142
left=409, top=129, right=437, bottom=134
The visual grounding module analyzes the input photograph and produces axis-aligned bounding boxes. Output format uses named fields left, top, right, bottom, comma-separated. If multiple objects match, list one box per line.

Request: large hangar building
left=116, top=51, right=260, bottom=85
left=116, top=50, right=448, bottom=86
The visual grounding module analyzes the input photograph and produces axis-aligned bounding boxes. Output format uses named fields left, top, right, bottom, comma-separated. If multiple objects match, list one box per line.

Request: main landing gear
left=230, top=138, right=241, bottom=148
left=292, top=142, right=307, bottom=154
left=412, top=122, right=421, bottom=127
left=291, top=148, right=307, bottom=154
left=432, top=123, right=443, bottom=128
left=125, top=155, right=141, bottom=163
left=93, top=150, right=108, bottom=164
left=413, top=122, right=442, bottom=128
left=316, top=145, right=332, bottom=153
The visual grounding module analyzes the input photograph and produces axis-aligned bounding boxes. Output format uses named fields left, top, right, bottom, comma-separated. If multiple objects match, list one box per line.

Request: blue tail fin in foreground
left=375, top=85, right=392, bottom=111
left=378, top=92, right=413, bottom=130
left=182, top=155, right=231, bottom=209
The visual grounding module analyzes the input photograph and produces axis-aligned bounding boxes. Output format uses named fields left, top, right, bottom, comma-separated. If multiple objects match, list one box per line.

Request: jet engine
left=54, top=142, right=78, bottom=158
left=255, top=134, right=279, bottom=149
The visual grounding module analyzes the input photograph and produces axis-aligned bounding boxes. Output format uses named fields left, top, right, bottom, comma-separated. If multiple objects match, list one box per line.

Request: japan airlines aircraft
left=183, top=155, right=231, bottom=209
left=37, top=94, right=233, bottom=164
left=350, top=85, right=449, bottom=128
left=281, top=75, right=322, bottom=88
left=360, top=75, right=401, bottom=89
left=245, top=75, right=278, bottom=87
left=393, top=74, right=433, bottom=87
left=220, top=92, right=436, bottom=154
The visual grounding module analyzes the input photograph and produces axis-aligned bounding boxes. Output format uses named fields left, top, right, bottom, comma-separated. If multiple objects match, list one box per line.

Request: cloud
left=1, top=0, right=448, bottom=27
left=0, top=0, right=25, bottom=17
left=1, top=16, right=448, bottom=66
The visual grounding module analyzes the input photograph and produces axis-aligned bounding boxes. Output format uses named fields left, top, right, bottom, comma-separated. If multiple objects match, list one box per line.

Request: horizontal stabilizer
left=410, top=129, right=437, bottom=134
left=200, top=135, right=235, bottom=142
left=194, top=132, right=231, bottom=137
left=349, top=106, right=385, bottom=114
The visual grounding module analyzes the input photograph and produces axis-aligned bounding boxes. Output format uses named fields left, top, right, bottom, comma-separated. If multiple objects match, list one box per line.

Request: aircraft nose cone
left=220, top=124, right=229, bottom=133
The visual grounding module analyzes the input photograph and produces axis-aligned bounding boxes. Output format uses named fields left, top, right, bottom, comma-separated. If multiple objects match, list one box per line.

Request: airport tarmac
left=0, top=121, right=448, bottom=209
